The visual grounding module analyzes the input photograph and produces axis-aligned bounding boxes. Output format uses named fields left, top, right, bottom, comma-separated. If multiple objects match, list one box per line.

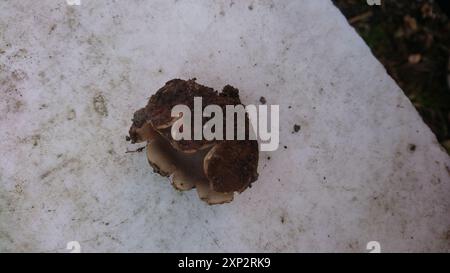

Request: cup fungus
left=127, top=79, right=259, bottom=205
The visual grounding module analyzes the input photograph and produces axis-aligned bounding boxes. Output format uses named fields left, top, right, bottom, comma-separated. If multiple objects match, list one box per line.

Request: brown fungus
left=128, top=78, right=259, bottom=205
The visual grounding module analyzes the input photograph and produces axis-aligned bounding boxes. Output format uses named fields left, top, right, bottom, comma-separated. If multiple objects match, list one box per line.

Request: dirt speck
left=293, top=124, right=301, bottom=133
left=93, top=94, right=108, bottom=117
left=248, top=4, right=253, bottom=10
left=259, top=96, right=266, bottom=104
left=67, top=109, right=76, bottom=120
left=408, top=143, right=416, bottom=152
left=31, top=135, right=40, bottom=147
left=40, top=158, right=79, bottom=180
left=48, top=24, right=57, bottom=35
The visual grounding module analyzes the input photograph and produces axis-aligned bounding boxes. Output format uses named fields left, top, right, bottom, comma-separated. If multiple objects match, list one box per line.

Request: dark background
left=333, top=0, right=450, bottom=153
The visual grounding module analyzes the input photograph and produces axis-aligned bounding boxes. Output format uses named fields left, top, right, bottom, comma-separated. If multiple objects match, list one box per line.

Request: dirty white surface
left=1, top=0, right=449, bottom=253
